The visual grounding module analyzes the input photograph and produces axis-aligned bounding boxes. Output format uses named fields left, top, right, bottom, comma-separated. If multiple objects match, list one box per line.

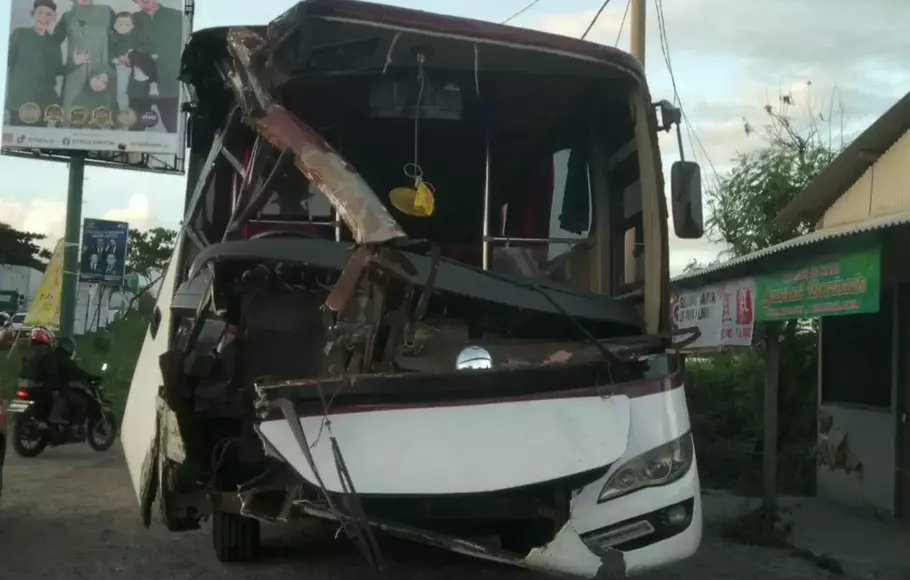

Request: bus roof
left=183, top=0, right=645, bottom=83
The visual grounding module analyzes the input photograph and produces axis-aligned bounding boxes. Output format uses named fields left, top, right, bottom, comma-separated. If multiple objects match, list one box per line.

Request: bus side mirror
left=671, top=161, right=704, bottom=239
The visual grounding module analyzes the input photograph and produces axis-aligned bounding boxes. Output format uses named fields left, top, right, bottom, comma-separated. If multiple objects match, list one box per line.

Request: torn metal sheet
left=253, top=106, right=406, bottom=245
left=524, top=520, right=621, bottom=579
left=224, top=27, right=406, bottom=246
left=300, top=501, right=623, bottom=579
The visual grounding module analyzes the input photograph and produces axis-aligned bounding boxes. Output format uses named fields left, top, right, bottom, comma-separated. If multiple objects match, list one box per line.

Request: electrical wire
left=654, top=0, right=721, bottom=189
left=502, top=0, right=544, bottom=24
left=614, top=0, right=631, bottom=46
left=582, top=0, right=613, bottom=40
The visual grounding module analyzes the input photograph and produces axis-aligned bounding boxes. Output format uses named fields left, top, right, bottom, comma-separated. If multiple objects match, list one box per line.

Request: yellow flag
left=24, top=238, right=65, bottom=329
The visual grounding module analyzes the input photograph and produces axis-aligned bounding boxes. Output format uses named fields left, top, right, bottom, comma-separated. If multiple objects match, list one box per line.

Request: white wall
left=817, top=405, right=896, bottom=515
left=0, top=264, right=43, bottom=308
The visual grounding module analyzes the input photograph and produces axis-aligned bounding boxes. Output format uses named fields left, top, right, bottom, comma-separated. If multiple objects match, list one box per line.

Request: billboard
left=671, top=277, right=756, bottom=351
left=81, top=218, right=129, bottom=285
left=2, top=0, right=188, bottom=156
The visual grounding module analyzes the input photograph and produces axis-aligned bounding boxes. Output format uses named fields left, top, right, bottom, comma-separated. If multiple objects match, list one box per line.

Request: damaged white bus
left=121, top=1, right=706, bottom=577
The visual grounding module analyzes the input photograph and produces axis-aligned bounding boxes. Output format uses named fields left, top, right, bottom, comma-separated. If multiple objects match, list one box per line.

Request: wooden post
left=763, top=321, right=780, bottom=522
left=630, top=0, right=646, bottom=65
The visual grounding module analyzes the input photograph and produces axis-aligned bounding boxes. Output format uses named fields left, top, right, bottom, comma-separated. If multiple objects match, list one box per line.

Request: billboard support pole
left=60, top=154, right=85, bottom=336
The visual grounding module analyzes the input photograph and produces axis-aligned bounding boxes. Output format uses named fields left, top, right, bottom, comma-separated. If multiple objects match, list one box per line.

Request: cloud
left=0, top=199, right=67, bottom=246
left=0, top=194, right=160, bottom=251
left=656, top=0, right=908, bottom=79
left=102, top=194, right=161, bottom=231
left=534, top=0, right=910, bottom=83
left=527, top=0, right=907, bottom=160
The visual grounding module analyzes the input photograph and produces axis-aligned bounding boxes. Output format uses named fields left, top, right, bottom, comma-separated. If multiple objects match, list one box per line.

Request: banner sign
left=755, top=246, right=881, bottom=321
left=2, top=0, right=187, bottom=155
left=24, top=238, right=64, bottom=328
left=81, top=218, right=129, bottom=285
left=671, top=278, right=756, bottom=350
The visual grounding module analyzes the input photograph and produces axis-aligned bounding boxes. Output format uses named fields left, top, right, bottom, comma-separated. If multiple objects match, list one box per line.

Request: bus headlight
left=599, top=432, right=694, bottom=502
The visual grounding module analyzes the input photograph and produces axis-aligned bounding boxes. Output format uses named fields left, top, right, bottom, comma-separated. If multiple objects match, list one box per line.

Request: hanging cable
left=614, top=0, right=631, bottom=46
left=654, top=0, right=721, bottom=188
left=502, top=0, right=544, bottom=24
left=581, top=0, right=613, bottom=40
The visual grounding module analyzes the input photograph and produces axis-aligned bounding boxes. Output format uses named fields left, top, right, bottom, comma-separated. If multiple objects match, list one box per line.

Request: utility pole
left=60, top=154, right=85, bottom=337
left=630, top=0, right=645, bottom=65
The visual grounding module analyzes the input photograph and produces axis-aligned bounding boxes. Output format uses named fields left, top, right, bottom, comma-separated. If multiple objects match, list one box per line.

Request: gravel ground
left=0, top=442, right=841, bottom=580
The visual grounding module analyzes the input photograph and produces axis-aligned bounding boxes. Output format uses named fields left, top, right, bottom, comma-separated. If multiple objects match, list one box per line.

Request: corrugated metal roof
left=671, top=212, right=910, bottom=285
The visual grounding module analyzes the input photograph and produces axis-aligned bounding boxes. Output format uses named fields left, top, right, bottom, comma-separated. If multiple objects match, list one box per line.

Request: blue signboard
left=80, top=219, right=129, bottom=285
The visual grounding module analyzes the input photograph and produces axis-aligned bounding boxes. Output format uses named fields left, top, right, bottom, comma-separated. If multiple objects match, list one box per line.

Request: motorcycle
left=7, top=364, right=118, bottom=457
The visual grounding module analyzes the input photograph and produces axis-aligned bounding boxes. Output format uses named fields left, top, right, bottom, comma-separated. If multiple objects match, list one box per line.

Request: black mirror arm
left=675, top=122, right=686, bottom=163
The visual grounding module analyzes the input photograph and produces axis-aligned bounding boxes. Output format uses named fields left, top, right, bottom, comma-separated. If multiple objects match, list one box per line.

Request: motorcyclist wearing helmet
left=19, top=326, right=57, bottom=384
left=19, top=329, right=98, bottom=433
left=51, top=336, right=100, bottom=435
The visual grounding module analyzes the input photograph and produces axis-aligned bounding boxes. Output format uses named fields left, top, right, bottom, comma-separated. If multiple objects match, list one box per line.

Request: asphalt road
left=0, top=442, right=840, bottom=580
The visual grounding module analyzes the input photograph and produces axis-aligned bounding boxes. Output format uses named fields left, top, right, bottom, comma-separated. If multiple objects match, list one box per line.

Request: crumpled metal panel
left=254, top=106, right=407, bottom=245
left=224, top=27, right=407, bottom=245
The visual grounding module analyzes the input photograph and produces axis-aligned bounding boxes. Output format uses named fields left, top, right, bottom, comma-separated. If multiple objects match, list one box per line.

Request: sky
left=1, top=0, right=908, bottom=275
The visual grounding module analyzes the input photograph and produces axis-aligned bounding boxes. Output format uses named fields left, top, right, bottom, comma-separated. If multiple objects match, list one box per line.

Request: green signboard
left=755, top=246, right=881, bottom=321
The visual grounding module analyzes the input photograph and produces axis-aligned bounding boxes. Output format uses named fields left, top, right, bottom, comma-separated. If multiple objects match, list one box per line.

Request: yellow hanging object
left=414, top=181, right=435, bottom=216
left=389, top=182, right=436, bottom=217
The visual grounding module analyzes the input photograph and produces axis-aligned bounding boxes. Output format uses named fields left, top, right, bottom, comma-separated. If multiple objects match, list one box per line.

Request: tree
left=124, top=227, right=177, bottom=314
left=686, top=88, right=845, bottom=500
left=707, top=91, right=840, bottom=259
left=127, top=227, right=177, bottom=280
left=0, top=223, right=52, bottom=270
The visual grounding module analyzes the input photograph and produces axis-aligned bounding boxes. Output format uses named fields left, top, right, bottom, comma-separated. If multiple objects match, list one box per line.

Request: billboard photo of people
left=80, top=218, right=129, bottom=284
left=2, top=0, right=187, bottom=155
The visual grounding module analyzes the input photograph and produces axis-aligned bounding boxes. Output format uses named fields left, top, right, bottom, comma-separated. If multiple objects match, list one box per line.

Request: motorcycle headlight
left=598, top=432, right=694, bottom=503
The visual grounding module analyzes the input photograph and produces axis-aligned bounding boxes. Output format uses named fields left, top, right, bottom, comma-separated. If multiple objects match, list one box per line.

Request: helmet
left=29, top=326, right=54, bottom=347
left=56, top=336, right=77, bottom=358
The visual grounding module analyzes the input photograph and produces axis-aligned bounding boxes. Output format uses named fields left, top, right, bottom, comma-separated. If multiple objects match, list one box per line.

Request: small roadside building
left=671, top=90, right=910, bottom=520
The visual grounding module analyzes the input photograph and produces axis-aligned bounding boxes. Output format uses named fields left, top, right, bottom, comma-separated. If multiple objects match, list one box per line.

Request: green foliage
left=128, top=227, right=176, bottom=280
left=686, top=90, right=839, bottom=495
left=0, top=222, right=52, bottom=270
left=686, top=340, right=817, bottom=495
left=126, top=227, right=176, bottom=314
left=707, top=96, right=839, bottom=260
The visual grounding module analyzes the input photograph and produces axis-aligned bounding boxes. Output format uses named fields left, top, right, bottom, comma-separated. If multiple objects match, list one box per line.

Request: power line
left=614, top=0, right=631, bottom=46
left=502, top=0, right=544, bottom=24
left=654, top=0, right=720, bottom=188
left=582, top=0, right=613, bottom=40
